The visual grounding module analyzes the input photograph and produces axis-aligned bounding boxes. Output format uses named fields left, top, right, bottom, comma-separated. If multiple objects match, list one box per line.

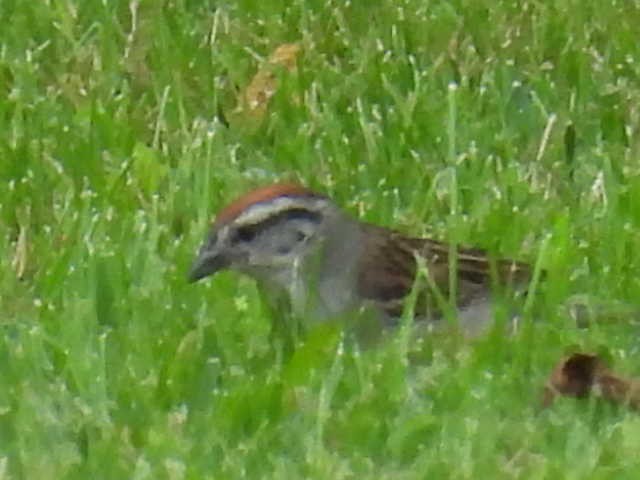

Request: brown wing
left=356, top=224, right=533, bottom=319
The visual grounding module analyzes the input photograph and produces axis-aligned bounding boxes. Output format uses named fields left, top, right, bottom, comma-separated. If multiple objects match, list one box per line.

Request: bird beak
left=188, top=248, right=230, bottom=283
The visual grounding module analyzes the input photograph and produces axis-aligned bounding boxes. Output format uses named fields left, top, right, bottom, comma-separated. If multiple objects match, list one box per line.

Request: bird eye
left=295, top=231, right=307, bottom=242
left=233, top=225, right=257, bottom=243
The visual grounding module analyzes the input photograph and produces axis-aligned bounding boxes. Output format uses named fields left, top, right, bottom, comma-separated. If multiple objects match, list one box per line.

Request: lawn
left=2, top=0, right=640, bottom=478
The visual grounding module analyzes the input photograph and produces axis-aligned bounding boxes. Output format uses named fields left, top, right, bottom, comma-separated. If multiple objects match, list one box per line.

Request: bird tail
left=560, top=294, right=640, bottom=328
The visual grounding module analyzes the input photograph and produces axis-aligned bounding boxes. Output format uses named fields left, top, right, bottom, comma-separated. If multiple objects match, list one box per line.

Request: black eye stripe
left=278, top=208, right=322, bottom=224
left=233, top=225, right=258, bottom=243
left=231, top=208, right=321, bottom=244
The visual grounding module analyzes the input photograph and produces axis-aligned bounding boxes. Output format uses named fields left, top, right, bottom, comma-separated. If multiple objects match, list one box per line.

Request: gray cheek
left=276, top=228, right=311, bottom=255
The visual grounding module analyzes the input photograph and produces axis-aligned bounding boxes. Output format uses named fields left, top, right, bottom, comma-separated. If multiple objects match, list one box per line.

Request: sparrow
left=189, top=183, right=534, bottom=335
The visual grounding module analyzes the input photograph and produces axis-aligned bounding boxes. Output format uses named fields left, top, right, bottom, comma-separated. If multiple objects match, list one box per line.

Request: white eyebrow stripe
left=233, top=197, right=328, bottom=226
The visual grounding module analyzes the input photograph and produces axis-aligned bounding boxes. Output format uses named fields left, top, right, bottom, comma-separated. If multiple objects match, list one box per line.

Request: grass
left=2, top=0, right=640, bottom=477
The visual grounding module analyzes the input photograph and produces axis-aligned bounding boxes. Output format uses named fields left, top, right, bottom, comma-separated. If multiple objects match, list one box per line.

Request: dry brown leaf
left=232, top=43, right=301, bottom=124
left=267, top=43, right=301, bottom=69
left=542, top=352, right=640, bottom=410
